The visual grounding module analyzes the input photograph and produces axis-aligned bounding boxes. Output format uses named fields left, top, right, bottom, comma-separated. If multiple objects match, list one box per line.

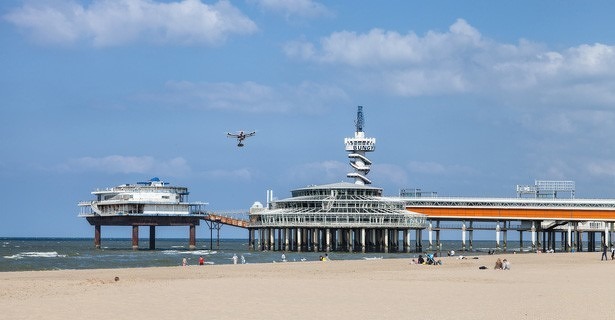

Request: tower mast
left=345, top=106, right=376, bottom=185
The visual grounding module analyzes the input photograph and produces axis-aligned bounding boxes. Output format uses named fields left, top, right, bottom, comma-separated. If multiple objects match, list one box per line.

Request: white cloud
left=144, top=80, right=348, bottom=114
left=284, top=19, right=615, bottom=108
left=250, top=0, right=331, bottom=19
left=63, top=155, right=190, bottom=176
left=4, top=0, right=257, bottom=46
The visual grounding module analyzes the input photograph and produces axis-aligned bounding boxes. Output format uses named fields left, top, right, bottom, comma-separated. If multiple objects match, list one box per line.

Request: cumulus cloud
left=284, top=19, right=615, bottom=108
left=62, top=155, right=190, bottom=176
left=4, top=0, right=257, bottom=46
left=143, top=80, right=348, bottom=114
left=250, top=0, right=331, bottom=19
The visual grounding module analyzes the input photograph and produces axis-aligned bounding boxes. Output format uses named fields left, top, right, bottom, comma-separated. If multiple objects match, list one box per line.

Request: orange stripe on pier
left=406, top=207, right=615, bottom=221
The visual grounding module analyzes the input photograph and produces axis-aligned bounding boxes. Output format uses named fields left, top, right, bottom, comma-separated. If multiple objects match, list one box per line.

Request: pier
left=80, top=108, right=615, bottom=254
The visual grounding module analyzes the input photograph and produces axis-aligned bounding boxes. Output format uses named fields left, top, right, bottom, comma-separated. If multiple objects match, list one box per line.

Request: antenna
left=355, top=105, right=364, bottom=133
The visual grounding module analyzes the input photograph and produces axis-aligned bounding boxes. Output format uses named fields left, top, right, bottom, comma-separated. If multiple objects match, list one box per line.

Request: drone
left=226, top=130, right=256, bottom=147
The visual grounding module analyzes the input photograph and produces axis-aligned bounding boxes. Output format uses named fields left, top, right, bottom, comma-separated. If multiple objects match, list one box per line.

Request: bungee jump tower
left=345, top=106, right=376, bottom=185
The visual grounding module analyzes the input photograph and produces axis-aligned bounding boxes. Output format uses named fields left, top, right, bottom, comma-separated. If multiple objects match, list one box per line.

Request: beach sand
left=1, top=252, right=613, bottom=320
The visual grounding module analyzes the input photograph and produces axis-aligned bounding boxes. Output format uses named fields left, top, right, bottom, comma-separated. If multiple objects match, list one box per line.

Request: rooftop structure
left=516, top=180, right=576, bottom=198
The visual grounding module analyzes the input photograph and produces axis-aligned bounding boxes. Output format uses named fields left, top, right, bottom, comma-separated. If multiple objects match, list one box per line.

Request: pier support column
left=435, top=229, right=441, bottom=253
left=415, top=229, right=422, bottom=252
left=297, top=229, right=302, bottom=252
left=428, top=222, right=433, bottom=250
left=383, top=229, right=389, bottom=253
left=461, top=223, right=466, bottom=251
left=404, top=229, right=411, bottom=253
left=503, top=228, right=507, bottom=252
left=347, top=229, right=352, bottom=252
left=94, top=225, right=101, bottom=249
left=314, top=229, right=319, bottom=252
left=469, top=221, right=474, bottom=250
left=361, top=228, right=366, bottom=253
left=149, top=226, right=156, bottom=250
left=496, top=223, right=501, bottom=250
left=325, top=228, right=330, bottom=252
left=132, top=225, right=139, bottom=250
left=269, top=228, right=275, bottom=251
left=285, top=228, right=290, bottom=252
left=189, top=224, right=196, bottom=250
left=531, top=222, right=537, bottom=251
left=519, top=230, right=524, bottom=252
left=605, top=224, right=610, bottom=251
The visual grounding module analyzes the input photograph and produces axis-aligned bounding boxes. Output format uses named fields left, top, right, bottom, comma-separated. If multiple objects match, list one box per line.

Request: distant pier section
left=79, top=177, right=208, bottom=250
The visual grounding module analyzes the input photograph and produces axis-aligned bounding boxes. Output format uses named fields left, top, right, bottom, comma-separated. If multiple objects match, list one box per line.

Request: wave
left=4, top=251, right=67, bottom=259
left=161, top=250, right=217, bottom=256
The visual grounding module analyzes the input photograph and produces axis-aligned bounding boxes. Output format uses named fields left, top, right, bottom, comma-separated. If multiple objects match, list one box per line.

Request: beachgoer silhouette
left=494, top=258, right=503, bottom=270
left=602, top=245, right=608, bottom=261
left=417, top=255, right=425, bottom=264
left=199, top=256, right=204, bottom=265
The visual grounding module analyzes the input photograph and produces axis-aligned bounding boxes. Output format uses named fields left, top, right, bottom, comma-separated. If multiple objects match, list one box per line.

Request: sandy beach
left=1, top=252, right=614, bottom=320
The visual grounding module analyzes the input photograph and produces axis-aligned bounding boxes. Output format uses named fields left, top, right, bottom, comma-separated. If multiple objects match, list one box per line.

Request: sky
left=2, top=0, right=615, bottom=239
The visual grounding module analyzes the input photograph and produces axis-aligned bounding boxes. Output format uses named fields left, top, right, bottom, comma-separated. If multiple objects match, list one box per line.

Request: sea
left=0, top=237, right=566, bottom=272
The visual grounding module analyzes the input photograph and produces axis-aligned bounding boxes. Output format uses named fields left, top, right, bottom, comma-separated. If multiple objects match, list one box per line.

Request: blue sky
left=2, top=0, right=615, bottom=239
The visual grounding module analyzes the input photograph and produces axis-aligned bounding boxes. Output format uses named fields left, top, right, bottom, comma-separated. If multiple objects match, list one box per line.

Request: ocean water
left=0, top=237, right=578, bottom=272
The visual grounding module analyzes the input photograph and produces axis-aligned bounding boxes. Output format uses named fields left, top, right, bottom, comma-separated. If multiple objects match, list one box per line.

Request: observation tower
left=345, top=106, right=376, bottom=185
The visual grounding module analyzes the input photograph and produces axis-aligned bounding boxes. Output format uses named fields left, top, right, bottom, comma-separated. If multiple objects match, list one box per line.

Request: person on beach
left=232, top=254, right=238, bottom=264
left=417, top=255, right=425, bottom=264
left=502, top=259, right=510, bottom=270
left=494, top=258, right=503, bottom=270
left=611, top=246, right=614, bottom=260
left=241, top=255, right=246, bottom=264
left=601, top=245, right=608, bottom=261
left=198, top=256, right=204, bottom=265
left=281, top=253, right=286, bottom=262
left=182, top=257, right=187, bottom=266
